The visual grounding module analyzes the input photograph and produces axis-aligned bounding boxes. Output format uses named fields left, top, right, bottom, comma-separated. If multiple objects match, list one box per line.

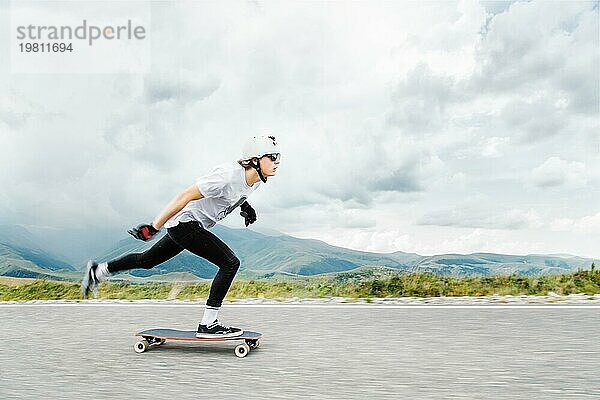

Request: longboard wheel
left=246, top=339, right=260, bottom=349
left=234, top=343, right=250, bottom=358
left=134, top=340, right=149, bottom=353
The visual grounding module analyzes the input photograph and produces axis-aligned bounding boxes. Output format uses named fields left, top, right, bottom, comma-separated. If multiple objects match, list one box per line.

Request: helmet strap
left=249, top=158, right=268, bottom=183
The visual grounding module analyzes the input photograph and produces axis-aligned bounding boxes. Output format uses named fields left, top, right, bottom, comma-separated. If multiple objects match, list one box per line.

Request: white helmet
left=241, top=135, right=280, bottom=161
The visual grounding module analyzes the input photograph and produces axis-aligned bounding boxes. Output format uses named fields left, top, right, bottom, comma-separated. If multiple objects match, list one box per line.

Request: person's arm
left=128, top=184, right=204, bottom=241
left=152, top=184, right=204, bottom=229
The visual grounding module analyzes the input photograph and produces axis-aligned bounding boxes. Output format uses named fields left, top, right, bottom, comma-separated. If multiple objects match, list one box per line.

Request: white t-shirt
left=164, top=162, right=261, bottom=229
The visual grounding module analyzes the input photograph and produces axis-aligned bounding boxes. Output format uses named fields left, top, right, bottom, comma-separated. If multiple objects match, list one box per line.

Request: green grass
left=0, top=280, right=82, bottom=301
left=1, top=267, right=599, bottom=301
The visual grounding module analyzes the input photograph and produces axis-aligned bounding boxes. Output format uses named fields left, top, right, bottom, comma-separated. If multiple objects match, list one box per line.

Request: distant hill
left=90, top=226, right=596, bottom=279
left=408, top=253, right=593, bottom=277
left=0, top=225, right=75, bottom=280
left=0, top=224, right=596, bottom=281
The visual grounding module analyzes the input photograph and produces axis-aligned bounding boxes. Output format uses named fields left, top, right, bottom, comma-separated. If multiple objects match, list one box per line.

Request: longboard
left=134, top=328, right=262, bottom=358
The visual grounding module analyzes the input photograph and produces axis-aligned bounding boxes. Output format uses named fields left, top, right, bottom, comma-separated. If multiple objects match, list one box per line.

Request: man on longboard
left=81, top=135, right=281, bottom=338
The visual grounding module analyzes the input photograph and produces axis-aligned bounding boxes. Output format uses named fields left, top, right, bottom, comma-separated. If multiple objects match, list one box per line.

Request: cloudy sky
left=1, top=1, right=599, bottom=259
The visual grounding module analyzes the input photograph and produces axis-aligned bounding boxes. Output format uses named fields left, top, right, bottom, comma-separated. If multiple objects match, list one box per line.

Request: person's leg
left=167, top=222, right=242, bottom=336
left=82, top=231, right=184, bottom=299
left=106, top=233, right=184, bottom=274
left=168, top=223, right=240, bottom=308
left=201, top=232, right=241, bottom=309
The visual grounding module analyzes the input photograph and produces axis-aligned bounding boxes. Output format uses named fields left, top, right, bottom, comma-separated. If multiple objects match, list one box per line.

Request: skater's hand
left=128, top=223, right=159, bottom=241
left=240, top=201, right=256, bottom=227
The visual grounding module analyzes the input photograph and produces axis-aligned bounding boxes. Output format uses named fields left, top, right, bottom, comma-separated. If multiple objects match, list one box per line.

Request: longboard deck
left=134, top=328, right=262, bottom=357
left=136, top=328, right=262, bottom=342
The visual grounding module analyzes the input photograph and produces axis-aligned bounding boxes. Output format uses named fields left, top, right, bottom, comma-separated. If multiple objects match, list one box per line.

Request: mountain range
left=0, top=224, right=596, bottom=281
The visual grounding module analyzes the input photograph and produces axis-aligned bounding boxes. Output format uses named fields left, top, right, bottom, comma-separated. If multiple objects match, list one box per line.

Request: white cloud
left=550, top=212, right=600, bottom=234
left=480, top=136, right=511, bottom=158
left=529, top=157, right=588, bottom=189
left=419, top=204, right=543, bottom=230
left=499, top=97, right=568, bottom=143
left=0, top=1, right=598, bottom=258
left=411, top=228, right=547, bottom=256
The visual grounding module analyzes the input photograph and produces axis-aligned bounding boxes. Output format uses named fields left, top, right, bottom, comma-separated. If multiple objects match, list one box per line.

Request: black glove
left=240, top=201, right=257, bottom=227
left=128, top=223, right=159, bottom=241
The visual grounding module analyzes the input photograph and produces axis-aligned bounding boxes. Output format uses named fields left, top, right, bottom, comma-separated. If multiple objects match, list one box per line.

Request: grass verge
left=1, top=269, right=599, bottom=301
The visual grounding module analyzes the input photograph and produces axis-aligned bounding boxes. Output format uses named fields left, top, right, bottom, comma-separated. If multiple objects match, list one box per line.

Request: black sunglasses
left=263, top=153, right=281, bottom=162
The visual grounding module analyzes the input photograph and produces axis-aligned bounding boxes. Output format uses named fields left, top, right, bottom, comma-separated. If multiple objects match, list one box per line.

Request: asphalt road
left=1, top=304, right=598, bottom=399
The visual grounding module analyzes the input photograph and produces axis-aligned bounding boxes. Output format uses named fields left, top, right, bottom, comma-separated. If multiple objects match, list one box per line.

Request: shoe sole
left=195, top=330, right=245, bottom=339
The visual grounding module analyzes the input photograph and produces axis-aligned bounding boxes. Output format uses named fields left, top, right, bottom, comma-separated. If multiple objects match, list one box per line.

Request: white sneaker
left=80, top=260, right=99, bottom=299
left=196, top=320, right=244, bottom=338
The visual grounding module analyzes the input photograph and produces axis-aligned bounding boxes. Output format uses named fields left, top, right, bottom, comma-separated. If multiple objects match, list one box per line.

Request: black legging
left=107, top=221, right=240, bottom=307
